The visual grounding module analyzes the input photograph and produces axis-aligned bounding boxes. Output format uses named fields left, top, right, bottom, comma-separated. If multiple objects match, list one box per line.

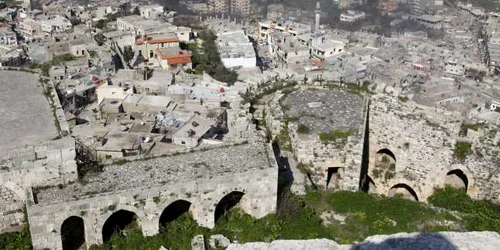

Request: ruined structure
left=27, top=140, right=277, bottom=249
left=364, top=94, right=500, bottom=202
left=264, top=86, right=500, bottom=203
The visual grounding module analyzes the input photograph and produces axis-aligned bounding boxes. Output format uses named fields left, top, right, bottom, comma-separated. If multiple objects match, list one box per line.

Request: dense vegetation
left=188, top=30, right=238, bottom=85
left=6, top=187, right=500, bottom=249
left=0, top=226, right=32, bottom=250
left=428, top=187, right=500, bottom=232
left=454, top=141, right=472, bottom=161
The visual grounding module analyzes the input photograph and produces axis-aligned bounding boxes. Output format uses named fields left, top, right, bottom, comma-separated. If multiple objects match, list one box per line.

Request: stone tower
left=315, top=1, right=321, bottom=33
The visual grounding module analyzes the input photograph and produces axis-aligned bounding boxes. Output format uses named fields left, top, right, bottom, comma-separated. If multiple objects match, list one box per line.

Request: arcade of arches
left=58, top=192, right=246, bottom=248
left=369, top=148, right=471, bottom=202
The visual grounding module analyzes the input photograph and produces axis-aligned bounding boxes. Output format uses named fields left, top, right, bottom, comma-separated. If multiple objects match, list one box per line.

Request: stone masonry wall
left=28, top=167, right=277, bottom=250
left=367, top=95, right=500, bottom=202
left=27, top=141, right=278, bottom=250
left=0, top=137, right=77, bottom=232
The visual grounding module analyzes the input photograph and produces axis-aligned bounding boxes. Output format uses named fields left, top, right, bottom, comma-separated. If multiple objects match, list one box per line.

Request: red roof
left=166, top=56, right=192, bottom=65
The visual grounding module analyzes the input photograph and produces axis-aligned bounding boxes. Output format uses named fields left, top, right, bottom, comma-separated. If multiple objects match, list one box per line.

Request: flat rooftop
left=0, top=71, right=58, bottom=157
left=35, top=141, right=271, bottom=204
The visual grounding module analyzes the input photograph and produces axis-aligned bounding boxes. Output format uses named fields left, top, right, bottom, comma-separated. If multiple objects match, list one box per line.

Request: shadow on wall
left=351, top=233, right=458, bottom=250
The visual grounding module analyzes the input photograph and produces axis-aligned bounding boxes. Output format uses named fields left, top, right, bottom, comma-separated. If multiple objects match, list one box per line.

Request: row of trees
left=189, top=30, right=238, bottom=85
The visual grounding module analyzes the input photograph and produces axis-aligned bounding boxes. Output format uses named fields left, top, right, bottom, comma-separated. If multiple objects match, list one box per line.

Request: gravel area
left=0, top=71, right=57, bottom=157
left=36, top=141, right=271, bottom=204
left=283, top=89, right=363, bottom=132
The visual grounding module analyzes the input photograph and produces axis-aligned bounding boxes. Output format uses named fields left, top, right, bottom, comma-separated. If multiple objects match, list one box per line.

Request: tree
left=95, top=19, right=107, bottom=30
left=133, top=7, right=140, bottom=15
left=123, top=45, right=135, bottom=67
left=94, top=34, right=106, bottom=46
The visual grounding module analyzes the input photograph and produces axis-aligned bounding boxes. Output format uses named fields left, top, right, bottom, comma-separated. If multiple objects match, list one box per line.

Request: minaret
left=315, top=1, right=321, bottom=33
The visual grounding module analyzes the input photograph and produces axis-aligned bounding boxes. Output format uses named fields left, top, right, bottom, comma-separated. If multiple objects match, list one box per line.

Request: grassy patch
left=398, top=96, right=409, bottom=102
left=428, top=187, right=500, bottom=231
left=274, top=126, right=292, bottom=152
left=318, top=130, right=351, bottom=144
left=454, top=141, right=472, bottom=161
left=297, top=124, right=310, bottom=134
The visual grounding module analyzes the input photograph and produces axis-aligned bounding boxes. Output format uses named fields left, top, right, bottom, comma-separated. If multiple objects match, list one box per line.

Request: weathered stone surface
left=209, top=234, right=230, bottom=249
left=27, top=141, right=278, bottom=250
left=191, top=235, right=205, bottom=250
left=227, top=231, right=500, bottom=250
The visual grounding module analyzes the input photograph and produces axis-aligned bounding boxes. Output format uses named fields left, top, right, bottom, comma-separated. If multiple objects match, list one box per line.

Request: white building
left=40, top=15, right=72, bottom=34
left=310, top=35, right=346, bottom=60
left=258, top=20, right=311, bottom=41
left=444, top=58, right=465, bottom=76
left=340, top=10, right=366, bottom=23
left=217, top=30, right=256, bottom=69
left=139, top=4, right=164, bottom=19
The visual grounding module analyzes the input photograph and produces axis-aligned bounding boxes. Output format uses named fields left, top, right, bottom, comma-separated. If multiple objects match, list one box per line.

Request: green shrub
left=297, top=124, right=310, bottom=134
left=454, top=141, right=472, bottom=161
left=0, top=226, right=31, bottom=250
left=428, top=187, right=500, bottom=232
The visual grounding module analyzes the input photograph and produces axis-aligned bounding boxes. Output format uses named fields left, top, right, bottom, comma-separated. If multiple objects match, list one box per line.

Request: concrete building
left=18, top=19, right=42, bottom=40
left=217, top=30, right=256, bottom=69
left=267, top=4, right=284, bottom=21
left=415, top=15, right=443, bottom=29
left=135, top=32, right=180, bottom=60
left=444, top=58, right=465, bottom=76
left=269, top=33, right=310, bottom=63
left=155, top=47, right=192, bottom=70
left=258, top=20, right=311, bottom=41
left=340, top=10, right=366, bottom=23
left=378, top=0, right=397, bottom=13
left=230, top=0, right=250, bottom=16
left=208, top=0, right=228, bottom=13
left=122, top=94, right=172, bottom=113
left=40, top=15, right=72, bottom=34
left=0, top=25, right=17, bottom=46
left=172, top=115, right=215, bottom=147
left=310, top=35, right=346, bottom=61
left=139, top=4, right=164, bottom=19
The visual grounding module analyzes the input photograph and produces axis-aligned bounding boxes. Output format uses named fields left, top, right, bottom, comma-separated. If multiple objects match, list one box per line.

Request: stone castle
left=1, top=90, right=500, bottom=249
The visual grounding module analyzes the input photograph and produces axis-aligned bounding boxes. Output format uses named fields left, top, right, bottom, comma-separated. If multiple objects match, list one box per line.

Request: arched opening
left=376, top=148, right=396, bottom=162
left=214, top=191, right=244, bottom=224
left=388, top=183, right=419, bottom=201
left=159, top=200, right=192, bottom=231
left=372, top=148, right=397, bottom=181
left=102, top=210, right=140, bottom=242
left=445, top=169, right=468, bottom=190
left=326, top=167, right=342, bottom=189
left=61, top=216, right=85, bottom=250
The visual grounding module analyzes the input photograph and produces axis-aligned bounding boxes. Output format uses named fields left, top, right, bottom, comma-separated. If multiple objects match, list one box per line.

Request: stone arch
left=445, top=169, right=469, bottom=190
left=376, top=148, right=396, bottom=162
left=388, top=183, right=419, bottom=201
left=214, top=191, right=245, bottom=224
left=102, top=209, right=141, bottom=242
left=159, top=200, right=193, bottom=231
left=371, top=148, right=397, bottom=182
left=61, top=216, right=85, bottom=250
